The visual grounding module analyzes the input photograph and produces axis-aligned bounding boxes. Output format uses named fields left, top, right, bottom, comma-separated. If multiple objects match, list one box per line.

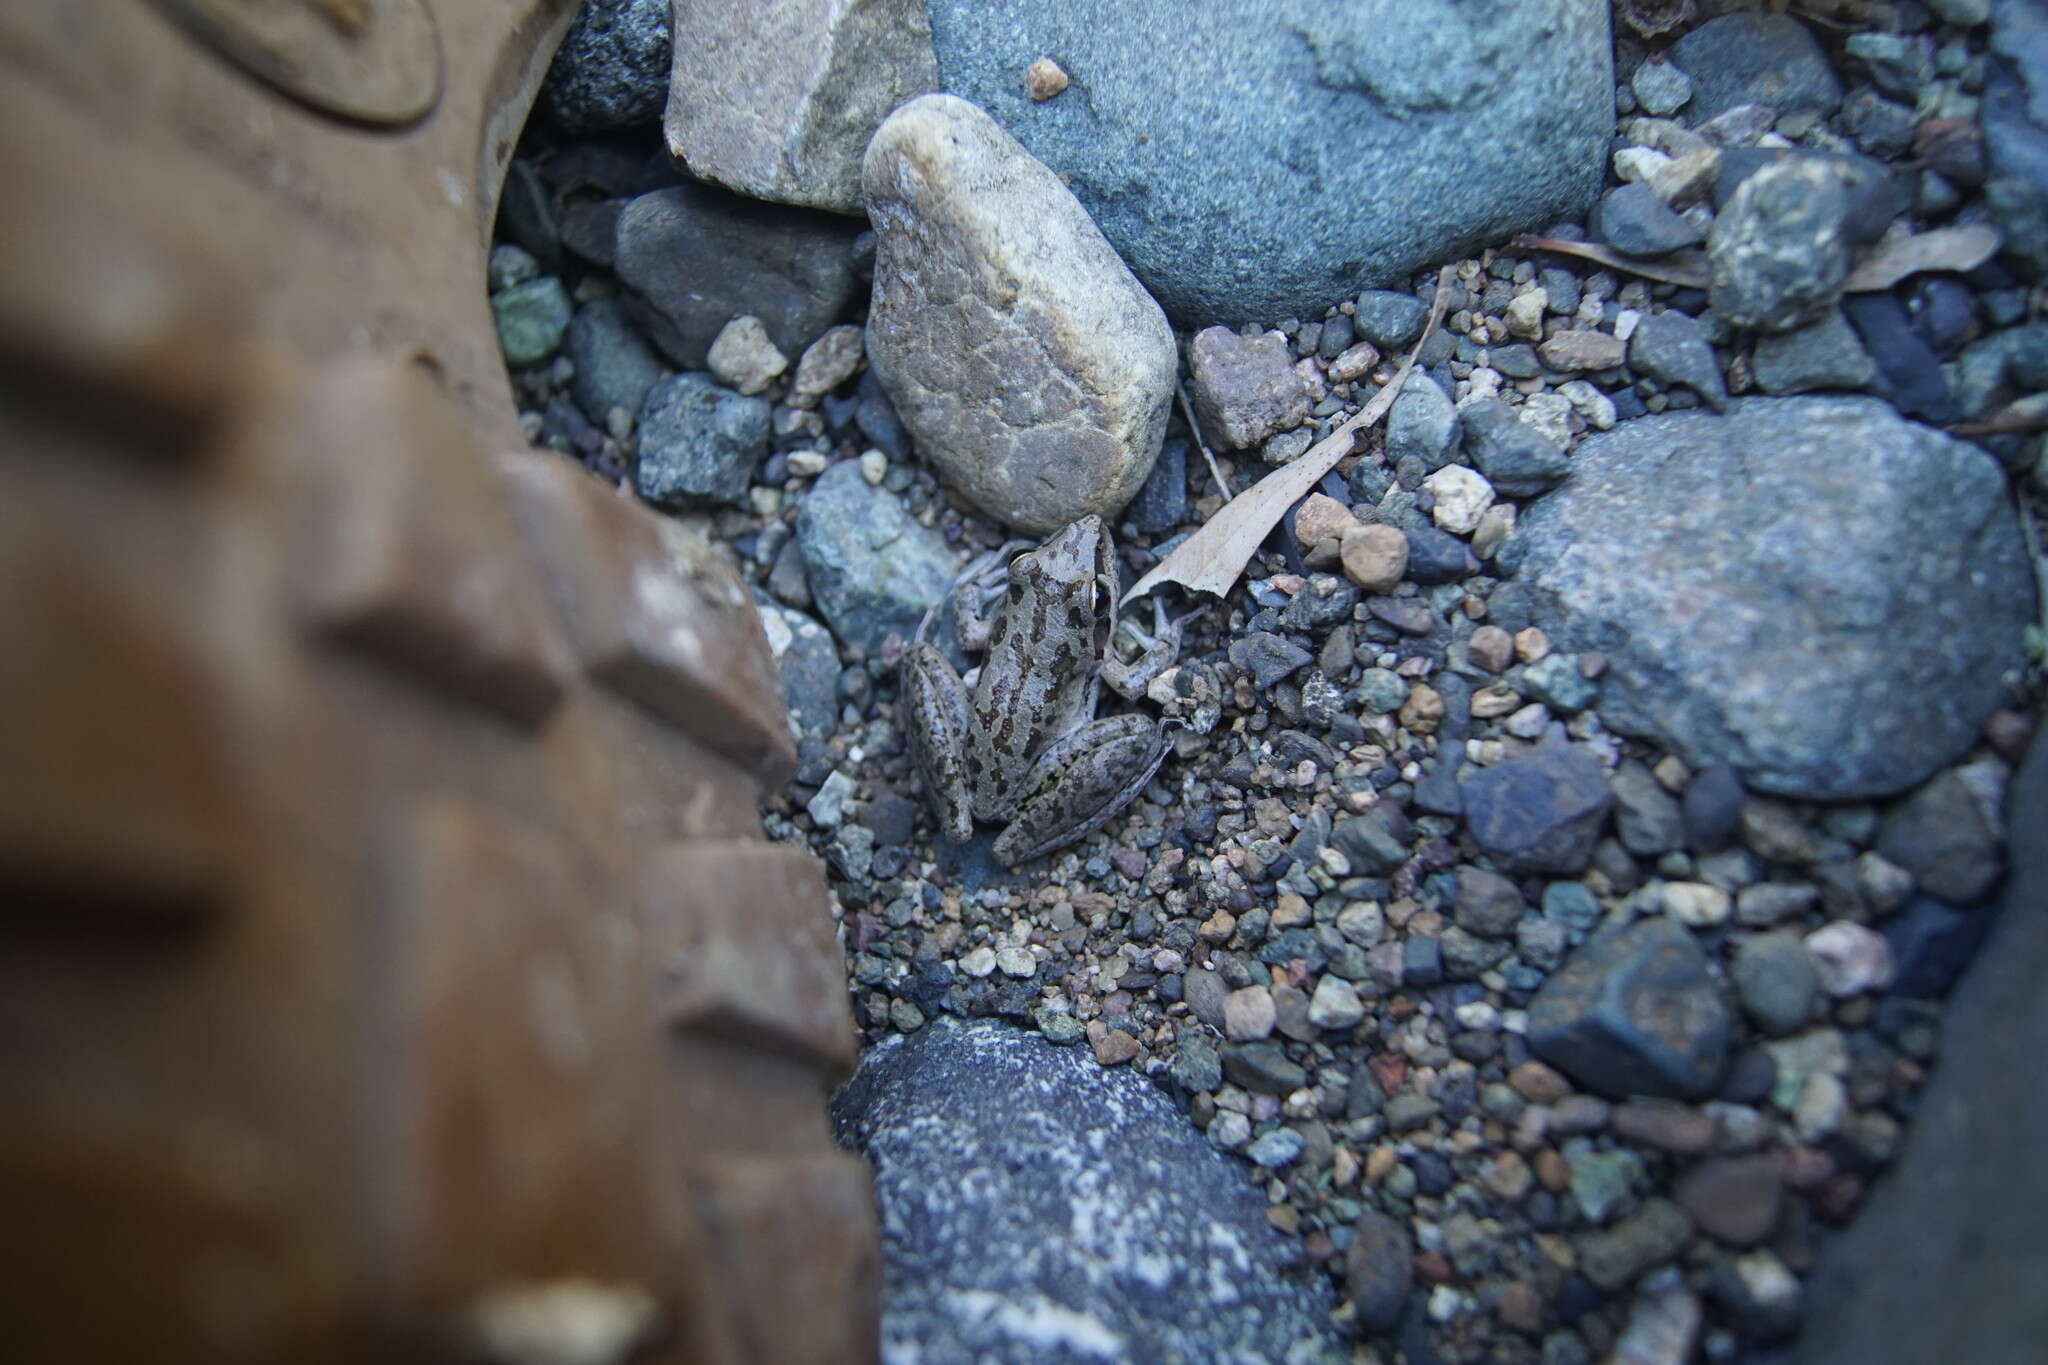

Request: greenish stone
left=492, top=276, right=572, bottom=367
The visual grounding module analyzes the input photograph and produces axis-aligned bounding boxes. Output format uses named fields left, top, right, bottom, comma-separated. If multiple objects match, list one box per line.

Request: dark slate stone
left=1882, top=895, right=1993, bottom=999
left=1982, top=0, right=2048, bottom=277
left=925, top=0, right=1609, bottom=323
left=1222, top=1040, right=1310, bottom=1094
left=1528, top=917, right=1734, bottom=1099
left=635, top=373, right=770, bottom=508
left=1752, top=307, right=1877, bottom=396
left=1840, top=291, right=1962, bottom=424
left=1333, top=805, right=1414, bottom=877
left=1593, top=183, right=1708, bottom=258
left=1230, top=631, right=1315, bottom=690
left=1459, top=397, right=1571, bottom=496
left=1355, top=290, right=1432, bottom=349
left=795, top=461, right=958, bottom=652
left=566, top=297, right=667, bottom=426
left=1128, top=437, right=1189, bottom=534
left=855, top=366, right=913, bottom=462
left=540, top=0, right=671, bottom=132
left=614, top=182, right=862, bottom=369
left=1773, top=739, right=2047, bottom=1365
left=1670, top=12, right=1844, bottom=122
left=833, top=1019, right=1339, bottom=1362
left=1627, top=310, right=1728, bottom=411
left=1612, top=760, right=1685, bottom=857
left=1877, top=767, right=2006, bottom=905
left=1347, top=1211, right=1414, bottom=1334
left=1403, top=936, right=1445, bottom=987
left=1494, top=399, right=2035, bottom=800
left=1455, top=866, right=1527, bottom=938
left=1683, top=765, right=1747, bottom=852
left=1459, top=738, right=1615, bottom=875
left=760, top=602, right=842, bottom=749
left=1404, top=525, right=1478, bottom=585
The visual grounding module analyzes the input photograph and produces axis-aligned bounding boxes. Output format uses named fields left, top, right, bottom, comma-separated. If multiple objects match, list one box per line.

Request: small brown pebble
left=1294, top=492, right=1359, bottom=562
left=1673, top=1154, right=1785, bottom=1247
left=1267, top=1203, right=1302, bottom=1234
left=1513, top=626, right=1550, bottom=662
left=1652, top=754, right=1690, bottom=793
left=1369, top=1051, right=1410, bottom=1094
left=1092, top=1030, right=1140, bottom=1065
left=1484, top=1150, right=1534, bottom=1202
left=1199, top=909, right=1237, bottom=942
left=1025, top=56, right=1069, bottom=100
left=1496, top=1280, right=1546, bottom=1335
left=1813, top=1172, right=1866, bottom=1225
left=1109, top=846, right=1148, bottom=880
left=1413, top=1250, right=1455, bottom=1285
left=1509, top=1059, right=1572, bottom=1105
left=1341, top=522, right=1409, bottom=594
left=1611, top=1099, right=1716, bottom=1155
left=1534, top=1148, right=1571, bottom=1193
left=1366, top=1144, right=1400, bottom=1183
left=1303, top=1230, right=1338, bottom=1262
left=1986, top=707, right=2036, bottom=763
left=1398, top=683, right=1445, bottom=734
left=1467, top=624, right=1514, bottom=673
left=1538, top=329, right=1627, bottom=371
left=1471, top=685, right=1523, bottom=719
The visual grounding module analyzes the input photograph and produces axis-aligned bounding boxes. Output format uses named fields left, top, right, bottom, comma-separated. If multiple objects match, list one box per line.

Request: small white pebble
left=859, top=448, right=888, bottom=484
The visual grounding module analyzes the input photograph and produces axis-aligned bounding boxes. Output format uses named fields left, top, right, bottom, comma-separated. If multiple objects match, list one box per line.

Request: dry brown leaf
left=1510, top=235, right=1711, bottom=288
left=1841, top=224, right=2001, bottom=292
left=1122, top=266, right=1454, bottom=608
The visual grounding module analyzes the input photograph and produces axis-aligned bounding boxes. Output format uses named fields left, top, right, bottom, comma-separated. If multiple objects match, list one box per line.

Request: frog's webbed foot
left=992, top=715, right=1173, bottom=866
left=1101, top=597, right=1205, bottom=701
left=900, top=641, right=977, bottom=845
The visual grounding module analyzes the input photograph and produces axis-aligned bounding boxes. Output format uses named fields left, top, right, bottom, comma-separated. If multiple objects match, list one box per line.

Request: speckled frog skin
left=900, top=517, right=1178, bottom=866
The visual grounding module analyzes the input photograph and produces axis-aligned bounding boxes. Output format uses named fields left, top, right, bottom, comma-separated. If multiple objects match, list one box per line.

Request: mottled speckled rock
left=863, top=95, right=1176, bottom=534
left=833, top=1018, right=1342, bottom=1363
left=541, top=0, right=671, bottom=131
left=1497, top=398, right=2035, bottom=800
left=795, top=460, right=958, bottom=651
left=1708, top=157, right=1854, bottom=333
left=664, top=0, right=938, bottom=214
left=1529, top=918, right=1734, bottom=1099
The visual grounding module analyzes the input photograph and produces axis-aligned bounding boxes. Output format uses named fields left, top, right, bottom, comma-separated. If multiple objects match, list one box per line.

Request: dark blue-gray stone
left=1403, top=524, right=1477, bottom=585
left=833, top=1019, right=1341, bottom=1363
left=1495, top=398, right=2035, bottom=800
left=1528, top=917, right=1733, bottom=1099
left=1881, top=896, right=1993, bottom=999
left=634, top=373, right=769, bottom=507
left=1333, top=805, right=1414, bottom=876
left=925, top=0, right=1610, bottom=323
left=1127, top=437, right=1188, bottom=534
left=1459, top=739, right=1615, bottom=875
left=1669, top=12, right=1843, bottom=122
left=1354, top=290, right=1432, bottom=349
left=1593, top=182, right=1707, bottom=258
left=1459, top=398, right=1570, bottom=496
left=1876, top=767, right=2007, bottom=905
left=795, top=461, right=958, bottom=652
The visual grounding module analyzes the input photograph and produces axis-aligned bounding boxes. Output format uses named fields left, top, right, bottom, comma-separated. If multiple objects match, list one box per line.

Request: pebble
left=1224, top=985, right=1278, bottom=1041
left=1387, top=371, right=1461, bottom=468
left=1467, top=625, right=1515, bottom=674
left=1340, top=523, right=1409, bottom=594
left=1346, top=1211, right=1414, bottom=1334
left=1594, top=182, right=1708, bottom=257
left=1752, top=308, right=1877, bottom=394
left=565, top=298, right=666, bottom=427
left=1459, top=398, right=1571, bottom=496
left=1189, top=327, right=1311, bottom=451
left=1732, top=933, right=1821, bottom=1036
left=1025, top=55, right=1068, bottom=100
left=1662, top=881, right=1732, bottom=927
left=794, top=460, right=956, bottom=651
left=863, top=95, right=1175, bottom=533
left=1423, top=465, right=1495, bottom=534
left=635, top=373, right=770, bottom=507
left=1673, top=1155, right=1784, bottom=1247
left=1626, top=310, right=1728, bottom=411
left=1802, top=921, right=1895, bottom=996
left=1246, top=1127, right=1305, bottom=1169
left=790, top=324, right=866, bottom=405
left=1613, top=760, right=1686, bottom=856
left=1353, top=290, right=1431, bottom=349
left=1528, top=917, right=1733, bottom=1099
left=1307, top=975, right=1366, bottom=1030
left=491, top=277, right=573, bottom=367
left=706, top=314, right=789, bottom=395
left=1708, top=157, right=1854, bottom=333
left=1538, top=329, right=1627, bottom=371
left=1877, top=765, right=2007, bottom=904
left=1631, top=59, right=1694, bottom=117
left=1670, top=12, right=1843, bottom=122
left=1461, top=738, right=1614, bottom=875
left=1576, top=1198, right=1695, bottom=1291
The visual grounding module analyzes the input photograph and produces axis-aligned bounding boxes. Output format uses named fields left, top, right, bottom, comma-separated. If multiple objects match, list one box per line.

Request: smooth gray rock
left=663, top=0, right=938, bottom=214
left=1346, top=1210, right=1413, bottom=1334
left=1777, top=742, right=2048, bottom=1365
left=1732, top=932, right=1821, bottom=1037
left=1594, top=182, right=1708, bottom=257
left=1628, top=310, right=1729, bottom=411
left=1496, top=399, right=2034, bottom=800
left=565, top=298, right=667, bottom=426
left=1877, top=766, right=2008, bottom=905
left=832, top=1018, right=1343, bottom=1364
left=1459, top=398, right=1571, bottom=496
left=1669, top=12, right=1842, bottom=123
left=863, top=95, right=1176, bottom=534
left=1612, top=759, right=1685, bottom=857
left=925, top=0, right=1610, bottom=323
left=795, top=460, right=958, bottom=652
left=614, top=183, right=863, bottom=369
left=541, top=0, right=671, bottom=131
left=1529, top=918, right=1734, bottom=1099
left=1386, top=371, right=1461, bottom=469
left=1708, top=157, right=1855, bottom=334
left=634, top=373, right=770, bottom=508
left=758, top=600, right=843, bottom=750
left=1189, top=328, right=1312, bottom=452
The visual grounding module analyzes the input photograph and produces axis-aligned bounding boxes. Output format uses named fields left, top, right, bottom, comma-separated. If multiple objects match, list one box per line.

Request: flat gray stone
left=833, top=1018, right=1342, bottom=1364
left=795, top=460, right=958, bottom=652
left=565, top=298, right=666, bottom=426
left=634, top=373, right=770, bottom=508
left=1529, top=918, right=1734, bottom=1100
left=864, top=95, right=1175, bottom=534
left=1496, top=398, right=2035, bottom=800
left=1752, top=308, right=1877, bottom=394
left=664, top=0, right=937, bottom=214
left=614, top=182, right=863, bottom=369
left=925, top=0, right=1609, bottom=323
left=1669, top=12, right=1842, bottom=123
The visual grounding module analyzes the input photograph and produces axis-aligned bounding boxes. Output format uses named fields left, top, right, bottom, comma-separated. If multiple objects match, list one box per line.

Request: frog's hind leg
left=992, top=716, right=1174, bottom=866
left=1101, top=597, right=1206, bottom=701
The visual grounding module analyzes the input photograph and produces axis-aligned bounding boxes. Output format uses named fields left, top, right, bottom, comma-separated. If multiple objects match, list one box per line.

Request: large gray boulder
left=663, top=0, right=938, bottom=214
left=832, top=1018, right=1343, bottom=1364
left=1497, top=398, right=2034, bottom=801
left=864, top=95, right=1176, bottom=534
left=925, top=0, right=1609, bottom=324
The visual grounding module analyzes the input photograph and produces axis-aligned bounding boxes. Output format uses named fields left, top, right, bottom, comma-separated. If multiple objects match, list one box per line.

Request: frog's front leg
left=1100, top=597, right=1203, bottom=701
left=992, top=715, right=1174, bottom=866
left=901, top=642, right=977, bottom=845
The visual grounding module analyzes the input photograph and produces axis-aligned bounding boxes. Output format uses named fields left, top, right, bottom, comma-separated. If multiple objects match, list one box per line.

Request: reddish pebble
left=1414, top=1250, right=1454, bottom=1285
left=1110, top=847, right=1149, bottom=880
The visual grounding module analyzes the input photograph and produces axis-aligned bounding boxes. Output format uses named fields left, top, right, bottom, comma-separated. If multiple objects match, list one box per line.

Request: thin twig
left=1177, top=378, right=1232, bottom=501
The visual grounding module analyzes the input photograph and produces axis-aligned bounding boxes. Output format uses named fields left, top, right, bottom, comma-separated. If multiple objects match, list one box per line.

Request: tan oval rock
left=863, top=94, right=1176, bottom=533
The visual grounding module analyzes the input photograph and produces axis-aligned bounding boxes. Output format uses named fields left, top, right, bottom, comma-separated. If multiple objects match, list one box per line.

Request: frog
left=900, top=516, right=1188, bottom=866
